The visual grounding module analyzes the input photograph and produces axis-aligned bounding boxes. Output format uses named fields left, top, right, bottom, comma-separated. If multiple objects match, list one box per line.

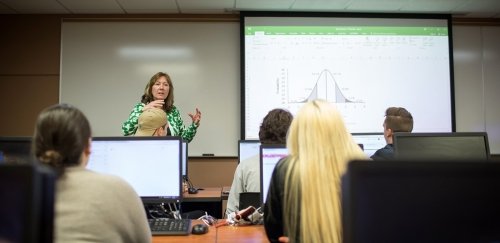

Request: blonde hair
left=284, top=100, right=366, bottom=243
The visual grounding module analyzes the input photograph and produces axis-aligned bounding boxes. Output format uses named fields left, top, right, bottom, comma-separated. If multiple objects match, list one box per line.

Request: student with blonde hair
left=264, top=99, right=367, bottom=243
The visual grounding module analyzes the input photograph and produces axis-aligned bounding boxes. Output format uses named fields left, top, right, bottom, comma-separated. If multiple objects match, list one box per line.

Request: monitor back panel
left=393, top=132, right=490, bottom=161
left=0, top=137, right=32, bottom=164
left=343, top=160, right=500, bottom=243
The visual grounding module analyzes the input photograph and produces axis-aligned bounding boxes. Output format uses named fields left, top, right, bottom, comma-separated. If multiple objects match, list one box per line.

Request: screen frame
left=240, top=11, right=456, bottom=139
left=393, top=132, right=491, bottom=160
left=0, top=136, right=33, bottom=164
left=182, top=140, right=188, bottom=178
left=259, top=143, right=288, bottom=205
left=90, top=136, right=183, bottom=204
left=238, top=139, right=261, bottom=164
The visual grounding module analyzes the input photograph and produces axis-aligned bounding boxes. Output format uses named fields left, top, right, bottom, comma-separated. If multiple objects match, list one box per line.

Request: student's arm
left=226, top=164, right=245, bottom=217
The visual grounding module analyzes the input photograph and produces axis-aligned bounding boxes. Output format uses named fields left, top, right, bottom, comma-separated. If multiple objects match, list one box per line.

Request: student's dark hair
left=32, top=104, right=91, bottom=177
left=259, top=109, right=293, bottom=144
left=384, top=107, right=413, bottom=132
left=141, top=72, right=174, bottom=112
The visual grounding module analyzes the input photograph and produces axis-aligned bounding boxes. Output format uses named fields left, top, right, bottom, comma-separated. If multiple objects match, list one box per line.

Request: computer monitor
left=0, top=163, right=56, bottom=243
left=351, top=133, right=386, bottom=158
left=342, top=160, right=500, bottom=243
left=181, top=140, right=188, bottom=178
left=0, top=136, right=32, bottom=164
left=260, top=144, right=288, bottom=204
left=238, top=140, right=261, bottom=164
left=87, top=136, right=182, bottom=204
left=393, top=132, right=490, bottom=161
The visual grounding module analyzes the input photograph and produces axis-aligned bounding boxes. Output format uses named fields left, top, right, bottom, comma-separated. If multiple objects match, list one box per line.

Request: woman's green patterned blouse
left=122, top=102, right=199, bottom=142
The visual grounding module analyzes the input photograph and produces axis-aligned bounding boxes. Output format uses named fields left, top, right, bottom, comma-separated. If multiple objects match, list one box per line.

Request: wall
left=1, top=14, right=499, bottom=188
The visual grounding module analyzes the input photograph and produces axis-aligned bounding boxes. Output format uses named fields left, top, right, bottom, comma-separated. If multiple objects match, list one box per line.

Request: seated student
left=264, top=100, right=367, bottom=243
left=370, top=107, right=413, bottom=160
left=134, top=107, right=168, bottom=136
left=32, top=104, right=151, bottom=242
left=226, top=109, right=293, bottom=217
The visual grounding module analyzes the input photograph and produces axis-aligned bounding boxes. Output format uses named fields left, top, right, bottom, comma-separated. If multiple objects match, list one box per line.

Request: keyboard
left=148, top=218, right=192, bottom=236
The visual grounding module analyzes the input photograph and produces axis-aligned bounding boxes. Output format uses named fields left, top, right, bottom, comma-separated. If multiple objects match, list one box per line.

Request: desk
left=217, top=224, right=267, bottom=243
left=152, top=221, right=266, bottom=243
left=181, top=187, right=223, bottom=218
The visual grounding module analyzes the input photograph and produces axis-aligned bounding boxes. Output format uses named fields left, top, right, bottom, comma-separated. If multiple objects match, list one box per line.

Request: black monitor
left=0, top=163, right=56, bottom=243
left=351, top=133, right=386, bottom=158
left=259, top=144, right=288, bottom=204
left=343, top=160, right=500, bottom=243
left=87, top=136, right=182, bottom=204
left=393, top=132, right=490, bottom=161
left=181, top=140, right=188, bottom=178
left=238, top=139, right=261, bottom=164
left=0, top=136, right=32, bottom=164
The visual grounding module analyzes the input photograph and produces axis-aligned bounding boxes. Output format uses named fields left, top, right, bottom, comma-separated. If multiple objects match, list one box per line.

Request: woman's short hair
left=384, top=107, right=413, bottom=132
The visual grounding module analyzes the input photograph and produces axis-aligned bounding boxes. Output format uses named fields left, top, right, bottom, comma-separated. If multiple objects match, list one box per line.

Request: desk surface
left=183, top=187, right=222, bottom=202
left=152, top=221, right=266, bottom=243
left=216, top=224, right=267, bottom=243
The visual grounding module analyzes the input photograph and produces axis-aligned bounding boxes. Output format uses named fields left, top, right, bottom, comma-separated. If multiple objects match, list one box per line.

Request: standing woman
left=264, top=100, right=367, bottom=243
left=122, top=72, right=201, bottom=142
left=33, top=104, right=151, bottom=243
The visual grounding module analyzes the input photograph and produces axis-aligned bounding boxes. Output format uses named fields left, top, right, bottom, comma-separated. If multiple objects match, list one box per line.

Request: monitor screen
left=0, top=137, right=32, bottom=164
left=260, top=144, right=288, bottom=204
left=181, top=140, right=188, bottom=177
left=0, top=163, right=55, bottom=243
left=393, top=132, right=490, bottom=161
left=87, top=136, right=182, bottom=203
left=351, top=133, right=386, bottom=158
left=242, top=12, right=454, bottom=139
left=238, top=140, right=261, bottom=164
left=343, top=160, right=500, bottom=243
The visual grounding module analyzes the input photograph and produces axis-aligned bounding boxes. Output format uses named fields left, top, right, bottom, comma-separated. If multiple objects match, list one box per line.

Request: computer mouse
left=191, top=223, right=209, bottom=235
left=188, top=187, right=198, bottom=194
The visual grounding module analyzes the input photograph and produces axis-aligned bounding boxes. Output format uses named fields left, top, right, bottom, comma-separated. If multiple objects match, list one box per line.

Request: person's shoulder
left=240, top=154, right=260, bottom=167
left=274, top=156, right=291, bottom=172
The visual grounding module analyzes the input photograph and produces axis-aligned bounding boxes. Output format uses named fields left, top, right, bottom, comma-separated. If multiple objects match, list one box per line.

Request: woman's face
left=152, top=76, right=170, bottom=101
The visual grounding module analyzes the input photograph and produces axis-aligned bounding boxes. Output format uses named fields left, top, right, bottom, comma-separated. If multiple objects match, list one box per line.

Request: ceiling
left=0, top=0, right=500, bottom=18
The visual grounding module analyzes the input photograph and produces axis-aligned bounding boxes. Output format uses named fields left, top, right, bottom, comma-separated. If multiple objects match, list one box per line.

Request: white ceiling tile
left=178, top=0, right=234, bottom=9
left=401, top=0, right=468, bottom=12
left=117, top=0, right=177, bottom=10
left=291, top=0, right=350, bottom=10
left=0, top=0, right=499, bottom=17
left=58, top=0, right=122, bottom=11
left=235, top=0, right=294, bottom=10
left=346, top=0, right=409, bottom=11
left=455, top=0, right=500, bottom=12
left=453, top=0, right=500, bottom=18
